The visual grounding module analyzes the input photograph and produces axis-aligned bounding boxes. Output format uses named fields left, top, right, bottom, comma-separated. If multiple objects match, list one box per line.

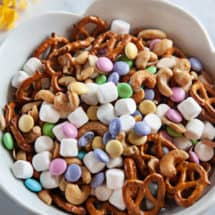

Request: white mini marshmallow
left=202, top=121, right=215, bottom=140
left=11, top=70, right=29, bottom=88
left=194, top=141, right=214, bottom=162
left=40, top=171, right=60, bottom=189
left=23, top=57, right=42, bottom=75
left=83, top=151, right=106, bottom=174
left=177, top=97, right=202, bottom=120
left=173, top=137, right=192, bottom=151
left=95, top=185, right=113, bottom=201
left=107, top=157, right=123, bottom=169
left=53, top=122, right=68, bottom=141
left=109, top=189, right=126, bottom=211
left=144, top=113, right=162, bottom=133
left=120, top=115, right=135, bottom=132
left=60, top=138, right=78, bottom=157
left=97, top=82, right=118, bottom=104
left=39, top=102, right=60, bottom=123
left=115, top=98, right=136, bottom=116
left=185, top=119, right=204, bottom=140
left=11, top=160, right=33, bottom=179
left=97, top=103, right=116, bottom=124
left=156, top=104, right=170, bottom=118
left=106, top=169, right=124, bottom=190
left=68, top=107, right=89, bottom=128
left=111, top=19, right=130, bottom=34
left=34, top=136, right=54, bottom=153
left=81, top=83, right=99, bottom=105
left=32, top=151, right=51, bottom=172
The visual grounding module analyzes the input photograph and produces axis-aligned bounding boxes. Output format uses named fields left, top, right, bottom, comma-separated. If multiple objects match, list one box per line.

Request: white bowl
left=0, top=0, right=215, bottom=214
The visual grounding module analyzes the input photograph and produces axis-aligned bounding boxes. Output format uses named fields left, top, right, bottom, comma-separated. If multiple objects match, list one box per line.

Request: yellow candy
left=87, top=106, right=98, bottom=121
left=18, top=114, right=34, bottom=133
left=139, top=100, right=157, bottom=115
left=92, top=136, right=104, bottom=149
left=19, top=0, right=28, bottom=10
left=128, top=130, right=147, bottom=146
left=125, top=42, right=138, bottom=60
left=3, top=0, right=16, bottom=7
left=105, top=140, right=123, bottom=158
left=68, top=82, right=88, bottom=95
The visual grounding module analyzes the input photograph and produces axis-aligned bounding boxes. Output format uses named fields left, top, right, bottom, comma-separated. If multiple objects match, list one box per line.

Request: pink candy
left=160, top=130, right=173, bottom=142
left=170, top=87, right=186, bottom=102
left=49, top=158, right=67, bottom=176
left=165, top=108, right=182, bottom=123
left=62, top=122, right=78, bottom=138
left=96, top=57, right=113, bottom=72
left=189, top=150, right=199, bottom=164
left=149, top=39, right=161, bottom=50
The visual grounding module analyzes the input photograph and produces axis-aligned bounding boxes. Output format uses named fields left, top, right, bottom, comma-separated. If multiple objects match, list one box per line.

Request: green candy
left=42, top=123, right=55, bottom=138
left=146, top=66, right=157, bottom=74
left=166, top=127, right=182, bottom=137
left=117, top=83, right=133, bottom=98
left=96, top=74, right=107, bottom=84
left=191, top=139, right=198, bottom=145
left=78, top=151, right=86, bottom=160
left=2, top=132, right=14, bottom=150
left=117, top=55, right=133, bottom=68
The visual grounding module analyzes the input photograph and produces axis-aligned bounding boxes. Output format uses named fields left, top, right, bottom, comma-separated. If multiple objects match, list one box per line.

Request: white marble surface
left=0, top=0, right=215, bottom=214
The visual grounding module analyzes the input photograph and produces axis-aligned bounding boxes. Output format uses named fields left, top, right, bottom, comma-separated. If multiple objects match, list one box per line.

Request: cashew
left=59, top=177, right=68, bottom=192
left=34, top=90, right=55, bottom=103
left=58, top=76, right=76, bottom=86
left=38, top=190, right=52, bottom=205
left=147, top=51, right=158, bottom=66
left=52, top=141, right=60, bottom=159
left=162, top=116, right=186, bottom=133
left=148, top=156, right=159, bottom=173
left=135, top=49, right=150, bottom=69
left=12, top=149, right=27, bottom=161
left=76, top=66, right=95, bottom=81
left=138, top=29, right=167, bottom=40
left=0, top=110, right=6, bottom=130
left=157, top=68, right=173, bottom=97
left=28, top=105, right=39, bottom=122
left=160, top=149, right=189, bottom=177
left=75, top=51, right=89, bottom=64
left=21, top=101, right=41, bottom=113
left=81, top=166, right=92, bottom=184
left=65, top=184, right=90, bottom=205
left=54, top=92, right=73, bottom=114
left=174, top=58, right=191, bottom=72
left=67, top=91, right=80, bottom=112
left=152, top=39, right=173, bottom=56
left=65, top=158, right=82, bottom=165
left=58, top=53, right=74, bottom=74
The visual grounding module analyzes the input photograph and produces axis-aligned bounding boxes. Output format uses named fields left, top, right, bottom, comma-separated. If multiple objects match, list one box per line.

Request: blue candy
left=78, top=151, right=87, bottom=160
left=189, top=57, right=203, bottom=72
left=113, top=61, right=130, bottom=76
left=131, top=110, right=142, bottom=117
left=134, top=121, right=151, bottom=136
left=108, top=72, right=120, bottom=84
left=91, top=172, right=105, bottom=188
left=94, top=149, right=110, bottom=163
left=103, top=131, right=113, bottom=145
left=144, top=89, right=155, bottom=100
left=24, top=178, right=42, bottom=193
left=78, top=131, right=94, bottom=147
left=65, top=164, right=82, bottom=182
left=109, top=118, right=121, bottom=137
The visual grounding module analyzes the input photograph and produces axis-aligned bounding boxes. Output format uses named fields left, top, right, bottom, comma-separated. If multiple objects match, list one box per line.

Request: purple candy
left=108, top=72, right=120, bottom=84
left=109, top=118, right=121, bottom=137
left=160, top=130, right=173, bottom=142
left=149, top=39, right=161, bottom=50
left=113, top=61, right=130, bottom=76
left=144, top=89, right=155, bottom=100
left=91, top=172, right=105, bottom=188
left=65, top=164, right=82, bottom=182
left=170, top=87, right=186, bottom=103
left=96, top=57, right=113, bottom=72
left=189, top=57, right=203, bottom=72
left=103, top=131, right=113, bottom=145
left=189, top=150, right=200, bottom=164
left=78, top=131, right=94, bottom=147
left=134, top=121, right=151, bottom=136
left=165, top=109, right=182, bottom=123
left=94, top=149, right=110, bottom=163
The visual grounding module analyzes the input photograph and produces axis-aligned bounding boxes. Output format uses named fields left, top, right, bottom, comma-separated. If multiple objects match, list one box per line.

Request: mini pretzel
left=124, top=157, right=138, bottom=180
left=73, top=16, right=108, bottom=40
left=200, top=108, right=215, bottom=124
left=5, top=102, right=16, bottom=128
left=123, top=173, right=166, bottom=215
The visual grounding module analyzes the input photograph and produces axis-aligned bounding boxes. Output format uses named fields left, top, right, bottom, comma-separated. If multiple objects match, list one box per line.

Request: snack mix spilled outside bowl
left=1, top=16, right=215, bottom=215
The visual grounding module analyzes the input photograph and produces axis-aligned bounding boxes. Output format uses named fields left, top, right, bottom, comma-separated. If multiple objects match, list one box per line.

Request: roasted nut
left=59, top=177, right=68, bottom=192
left=81, top=166, right=92, bottom=184
left=75, top=51, right=89, bottom=64
left=138, top=29, right=167, bottom=40
left=0, top=110, right=6, bottom=130
left=38, top=190, right=52, bottom=205
left=76, top=66, right=95, bottom=81
left=152, top=39, right=173, bottom=56
left=34, top=90, right=55, bottom=103
left=162, top=116, right=186, bottom=133
left=58, top=76, right=76, bottom=86
left=21, top=101, right=41, bottom=113
left=135, top=49, right=150, bottom=69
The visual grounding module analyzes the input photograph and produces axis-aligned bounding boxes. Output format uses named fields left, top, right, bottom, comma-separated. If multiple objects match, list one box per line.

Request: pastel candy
left=109, top=118, right=121, bottom=137
left=185, top=119, right=204, bottom=140
left=49, top=158, right=67, bottom=176
left=97, top=103, right=116, bottom=125
left=108, top=72, right=120, bottom=84
left=11, top=160, right=33, bottom=179
left=189, top=151, right=200, bottom=164
left=165, top=109, right=182, bottom=123
left=24, top=178, right=42, bottom=193
left=170, top=87, right=186, bottom=102
left=134, top=121, right=151, bottom=136
left=106, top=169, right=124, bottom=189
left=144, top=89, right=155, bottom=100
left=156, top=104, right=170, bottom=118
left=32, top=151, right=51, bottom=172
left=120, top=115, right=135, bottom=132
left=78, top=132, right=94, bottom=147
left=115, top=98, right=136, bottom=116
left=53, top=122, right=68, bottom=141
left=144, top=113, right=162, bottom=133
left=202, top=121, right=215, bottom=140
left=113, top=61, right=130, bottom=76
left=106, top=157, right=123, bottom=169
left=34, top=136, right=54, bottom=153
left=96, top=57, right=113, bottom=72
left=91, top=172, right=105, bottom=188
left=11, top=70, right=29, bottom=88
left=109, top=189, right=126, bottom=211
left=173, top=137, right=192, bottom=151
left=110, top=19, right=130, bottom=34
left=81, top=83, right=99, bottom=105
left=40, top=171, right=59, bottom=189
left=95, top=185, right=113, bottom=201
left=62, top=122, right=78, bottom=138
left=65, top=164, right=82, bottom=182
left=189, top=57, right=203, bottom=72
left=94, top=149, right=110, bottom=164
left=103, top=131, right=113, bottom=145
left=23, top=57, right=42, bottom=75
left=194, top=142, right=214, bottom=162
left=60, top=138, right=78, bottom=157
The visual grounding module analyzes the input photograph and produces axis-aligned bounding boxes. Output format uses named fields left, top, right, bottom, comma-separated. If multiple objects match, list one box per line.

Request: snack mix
left=1, top=16, right=215, bottom=215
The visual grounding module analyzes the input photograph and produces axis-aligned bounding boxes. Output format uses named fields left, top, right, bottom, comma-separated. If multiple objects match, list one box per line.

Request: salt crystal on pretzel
left=110, top=19, right=130, bottom=35
left=23, top=57, right=43, bottom=75
left=97, top=103, right=116, bottom=125
left=201, top=121, right=215, bottom=140
left=185, top=118, right=204, bottom=140
left=109, top=189, right=126, bottom=211
left=32, top=151, right=51, bottom=172
left=11, top=70, right=29, bottom=88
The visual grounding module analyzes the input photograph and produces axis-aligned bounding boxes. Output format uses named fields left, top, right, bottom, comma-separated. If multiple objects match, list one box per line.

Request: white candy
left=34, top=136, right=54, bottom=153
left=53, top=122, right=68, bottom=141
left=202, top=121, right=215, bottom=140
left=115, top=98, right=136, bottom=116
left=23, top=57, right=42, bottom=75
left=185, top=119, right=204, bottom=140
left=173, top=137, right=192, bottom=151
left=95, top=185, right=113, bottom=201
left=144, top=113, right=162, bottom=133
left=111, top=19, right=130, bottom=34
left=97, top=82, right=118, bottom=104
left=40, top=171, right=59, bottom=189
left=107, top=157, right=123, bottom=169
left=97, top=103, right=116, bottom=124
left=156, top=104, right=170, bottom=118
left=106, top=169, right=124, bottom=190
left=68, top=107, right=89, bottom=128
left=39, top=102, right=60, bottom=123
left=60, top=138, right=78, bottom=157
left=157, top=56, right=176, bottom=68
left=109, top=189, right=126, bottom=211
left=194, top=142, right=214, bottom=162
left=120, top=115, right=135, bottom=132
left=177, top=97, right=202, bottom=120
left=83, top=151, right=106, bottom=173
left=32, top=151, right=51, bottom=172
left=11, top=160, right=33, bottom=179
left=81, top=83, right=99, bottom=105
left=11, top=70, right=29, bottom=88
